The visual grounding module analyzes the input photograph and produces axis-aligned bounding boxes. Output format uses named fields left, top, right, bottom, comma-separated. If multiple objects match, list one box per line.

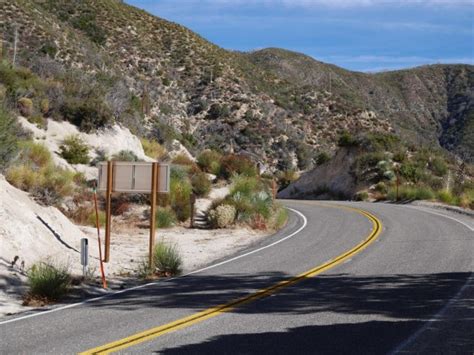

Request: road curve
left=0, top=201, right=472, bottom=354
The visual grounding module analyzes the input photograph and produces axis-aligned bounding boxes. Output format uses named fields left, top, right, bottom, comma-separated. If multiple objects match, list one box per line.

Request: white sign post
left=80, top=238, right=88, bottom=277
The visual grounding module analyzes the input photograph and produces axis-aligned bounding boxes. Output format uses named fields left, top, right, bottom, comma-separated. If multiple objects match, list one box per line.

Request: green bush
left=18, top=97, right=33, bottom=117
left=197, top=149, right=222, bottom=175
left=338, top=131, right=358, bottom=147
left=141, top=138, right=166, bottom=160
left=316, top=151, right=331, bottom=165
left=59, top=135, right=90, bottom=164
left=0, top=108, right=19, bottom=170
left=209, top=204, right=236, bottom=228
left=170, top=169, right=192, bottom=222
left=18, top=141, right=52, bottom=167
left=27, top=262, right=71, bottom=301
left=153, top=242, right=182, bottom=276
left=112, top=150, right=139, bottom=162
left=387, top=186, right=435, bottom=201
left=156, top=207, right=177, bottom=228
left=430, top=157, right=448, bottom=177
left=191, top=171, right=211, bottom=197
left=436, top=190, right=457, bottom=205
left=355, top=191, right=369, bottom=201
left=270, top=205, right=288, bottom=230
left=60, top=99, right=111, bottom=133
left=220, top=154, right=258, bottom=179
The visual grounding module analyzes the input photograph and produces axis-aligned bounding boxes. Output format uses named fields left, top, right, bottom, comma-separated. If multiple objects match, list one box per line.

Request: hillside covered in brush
left=0, top=0, right=473, bottom=173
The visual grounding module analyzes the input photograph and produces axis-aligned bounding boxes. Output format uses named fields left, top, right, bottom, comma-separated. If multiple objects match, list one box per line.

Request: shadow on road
left=87, top=271, right=470, bottom=320
left=86, top=271, right=473, bottom=353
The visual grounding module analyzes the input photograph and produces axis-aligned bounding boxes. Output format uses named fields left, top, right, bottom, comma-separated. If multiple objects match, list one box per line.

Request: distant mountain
left=1, top=0, right=472, bottom=170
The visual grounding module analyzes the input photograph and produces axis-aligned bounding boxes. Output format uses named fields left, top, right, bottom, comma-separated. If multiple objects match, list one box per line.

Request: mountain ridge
left=0, top=0, right=472, bottom=168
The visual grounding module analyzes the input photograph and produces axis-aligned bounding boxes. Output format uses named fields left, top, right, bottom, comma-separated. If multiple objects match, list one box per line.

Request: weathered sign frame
left=97, top=161, right=170, bottom=267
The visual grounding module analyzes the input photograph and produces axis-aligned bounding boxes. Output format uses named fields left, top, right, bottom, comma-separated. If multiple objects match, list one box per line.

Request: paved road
left=0, top=201, right=472, bottom=354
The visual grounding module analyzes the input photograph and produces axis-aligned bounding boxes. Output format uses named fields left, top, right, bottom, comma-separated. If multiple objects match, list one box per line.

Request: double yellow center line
left=80, top=204, right=382, bottom=354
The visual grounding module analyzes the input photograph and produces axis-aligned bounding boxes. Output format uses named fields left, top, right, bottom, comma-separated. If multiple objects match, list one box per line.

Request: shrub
left=191, top=171, right=211, bottom=197
left=338, top=131, right=358, bottom=147
left=153, top=242, right=182, bottom=275
left=87, top=208, right=106, bottom=227
left=220, top=154, right=258, bottom=179
left=316, top=151, right=331, bottom=165
left=276, top=169, right=298, bottom=190
left=374, top=181, right=388, bottom=194
left=400, top=162, right=423, bottom=183
left=40, top=99, right=49, bottom=115
left=355, top=191, right=369, bottom=201
left=170, top=171, right=192, bottom=222
left=156, top=207, right=177, bottom=228
left=172, top=154, right=195, bottom=166
left=0, top=109, right=19, bottom=169
left=436, top=190, right=457, bottom=205
left=18, top=97, right=33, bottom=117
left=140, top=138, right=166, bottom=160
left=112, top=150, right=139, bottom=162
left=59, top=135, right=90, bottom=164
left=269, top=205, right=288, bottom=230
left=430, top=157, right=448, bottom=177
left=209, top=204, right=236, bottom=228
left=387, top=186, right=435, bottom=201
left=18, top=141, right=52, bottom=167
left=27, top=261, right=71, bottom=301
left=197, top=149, right=222, bottom=175
left=6, top=163, right=75, bottom=205
left=28, top=114, right=47, bottom=129
left=458, top=188, right=474, bottom=209
left=60, top=99, right=111, bottom=133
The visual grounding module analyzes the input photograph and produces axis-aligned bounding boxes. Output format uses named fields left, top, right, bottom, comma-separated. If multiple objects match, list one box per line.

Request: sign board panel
left=98, top=162, right=170, bottom=193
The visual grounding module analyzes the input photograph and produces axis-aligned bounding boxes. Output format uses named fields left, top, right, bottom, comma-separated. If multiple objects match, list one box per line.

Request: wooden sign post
left=104, top=161, right=113, bottom=262
left=98, top=162, right=170, bottom=267
left=149, top=163, right=158, bottom=269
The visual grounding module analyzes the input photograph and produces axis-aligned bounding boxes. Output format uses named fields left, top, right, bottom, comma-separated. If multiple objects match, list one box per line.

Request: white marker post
left=80, top=238, right=89, bottom=278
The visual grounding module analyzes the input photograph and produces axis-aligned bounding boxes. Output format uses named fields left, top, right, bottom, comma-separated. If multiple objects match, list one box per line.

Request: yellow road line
left=80, top=205, right=382, bottom=355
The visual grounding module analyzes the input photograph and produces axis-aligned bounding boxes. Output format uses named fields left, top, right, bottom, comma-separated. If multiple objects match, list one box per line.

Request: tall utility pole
left=12, top=24, right=18, bottom=67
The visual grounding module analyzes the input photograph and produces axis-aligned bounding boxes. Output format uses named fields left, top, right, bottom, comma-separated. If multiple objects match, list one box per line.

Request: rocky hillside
left=0, top=0, right=472, bottom=171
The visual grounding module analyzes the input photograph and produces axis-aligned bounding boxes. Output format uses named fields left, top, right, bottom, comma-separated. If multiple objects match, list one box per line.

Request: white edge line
left=389, top=204, right=474, bottom=353
left=403, top=205, right=474, bottom=232
left=0, top=207, right=308, bottom=326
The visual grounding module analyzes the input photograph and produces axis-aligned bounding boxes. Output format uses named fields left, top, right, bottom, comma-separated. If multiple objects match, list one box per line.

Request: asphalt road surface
left=1, top=201, right=473, bottom=354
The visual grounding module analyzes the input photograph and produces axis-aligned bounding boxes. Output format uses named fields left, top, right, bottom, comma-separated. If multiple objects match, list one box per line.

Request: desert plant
left=270, top=205, right=288, bottom=230
left=209, top=204, right=236, bottom=228
left=153, top=241, right=182, bottom=275
left=27, top=261, right=71, bottom=301
left=140, top=138, right=166, bottom=160
left=59, top=135, right=90, bottom=164
left=171, top=154, right=195, bottom=166
left=197, top=149, right=222, bottom=175
left=316, top=151, right=331, bottom=165
left=220, top=154, right=257, bottom=179
left=18, top=97, right=33, bottom=117
left=0, top=108, right=19, bottom=170
left=156, top=206, right=177, bottom=228
left=112, top=149, right=139, bottom=162
left=387, top=185, right=435, bottom=201
left=40, top=98, right=49, bottom=115
left=338, top=131, right=358, bottom=147
left=18, top=141, right=52, bottom=167
left=436, top=190, right=457, bottom=205
left=170, top=170, right=193, bottom=222
left=355, top=191, right=369, bottom=201
left=191, top=171, right=211, bottom=197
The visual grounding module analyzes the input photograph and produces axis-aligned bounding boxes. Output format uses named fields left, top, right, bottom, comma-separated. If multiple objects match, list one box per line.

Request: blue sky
left=126, top=0, right=473, bottom=72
